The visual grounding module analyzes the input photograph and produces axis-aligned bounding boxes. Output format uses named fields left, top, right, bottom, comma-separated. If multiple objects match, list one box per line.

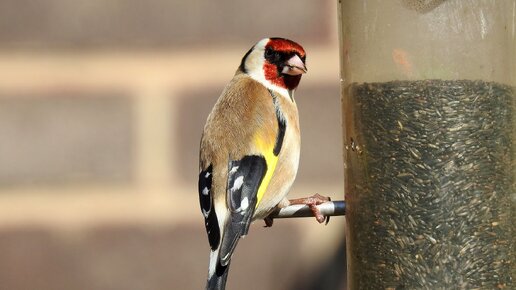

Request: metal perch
left=268, top=200, right=346, bottom=219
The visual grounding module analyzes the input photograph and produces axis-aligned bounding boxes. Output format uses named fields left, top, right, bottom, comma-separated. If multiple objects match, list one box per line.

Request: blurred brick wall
left=0, top=1, right=345, bottom=289
left=0, top=0, right=331, bottom=48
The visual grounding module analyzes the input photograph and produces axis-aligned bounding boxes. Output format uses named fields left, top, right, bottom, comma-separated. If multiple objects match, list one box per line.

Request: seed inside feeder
left=344, top=79, right=513, bottom=289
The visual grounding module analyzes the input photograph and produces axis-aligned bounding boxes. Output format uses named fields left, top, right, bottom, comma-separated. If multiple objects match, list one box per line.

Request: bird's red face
left=263, top=38, right=307, bottom=92
left=239, top=37, right=307, bottom=97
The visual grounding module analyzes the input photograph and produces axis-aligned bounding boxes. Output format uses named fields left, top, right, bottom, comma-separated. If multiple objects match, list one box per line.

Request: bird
left=198, top=37, right=330, bottom=290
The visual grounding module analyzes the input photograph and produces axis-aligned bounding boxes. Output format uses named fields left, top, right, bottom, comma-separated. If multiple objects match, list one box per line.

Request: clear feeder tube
left=338, top=1, right=515, bottom=289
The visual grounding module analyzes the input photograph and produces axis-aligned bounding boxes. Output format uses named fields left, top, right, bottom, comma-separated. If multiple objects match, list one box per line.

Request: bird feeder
left=339, top=1, right=514, bottom=289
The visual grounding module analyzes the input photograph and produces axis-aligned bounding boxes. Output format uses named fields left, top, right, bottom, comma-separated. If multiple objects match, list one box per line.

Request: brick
left=0, top=0, right=331, bottom=48
left=0, top=91, right=134, bottom=186
left=0, top=224, right=305, bottom=290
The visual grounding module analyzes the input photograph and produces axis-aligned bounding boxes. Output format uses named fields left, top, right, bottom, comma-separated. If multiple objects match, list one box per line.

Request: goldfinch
left=198, top=37, right=328, bottom=290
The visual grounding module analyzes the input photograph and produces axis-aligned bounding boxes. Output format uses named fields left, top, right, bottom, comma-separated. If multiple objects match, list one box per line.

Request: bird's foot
left=263, top=216, right=274, bottom=227
left=288, top=193, right=331, bottom=224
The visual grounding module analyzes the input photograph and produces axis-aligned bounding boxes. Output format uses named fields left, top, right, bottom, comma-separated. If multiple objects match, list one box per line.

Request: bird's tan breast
left=199, top=73, right=301, bottom=220
left=199, top=74, right=278, bottom=203
left=253, top=94, right=300, bottom=219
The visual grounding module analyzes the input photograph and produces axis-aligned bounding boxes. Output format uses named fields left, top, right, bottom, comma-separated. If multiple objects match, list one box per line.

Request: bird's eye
left=264, top=48, right=274, bottom=59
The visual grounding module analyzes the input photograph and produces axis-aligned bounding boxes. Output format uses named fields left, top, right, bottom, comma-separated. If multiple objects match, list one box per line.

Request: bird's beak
left=282, top=54, right=307, bottom=76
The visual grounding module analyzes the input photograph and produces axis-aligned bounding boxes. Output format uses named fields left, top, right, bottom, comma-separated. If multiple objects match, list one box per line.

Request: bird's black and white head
left=239, top=37, right=307, bottom=99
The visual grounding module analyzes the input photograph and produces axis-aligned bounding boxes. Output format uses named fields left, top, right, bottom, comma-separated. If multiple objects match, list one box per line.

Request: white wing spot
left=241, top=197, right=249, bottom=210
left=202, top=208, right=210, bottom=218
left=222, top=252, right=232, bottom=262
left=231, top=176, right=244, bottom=192
left=202, top=187, right=209, bottom=196
left=229, top=166, right=239, bottom=174
left=205, top=171, right=211, bottom=178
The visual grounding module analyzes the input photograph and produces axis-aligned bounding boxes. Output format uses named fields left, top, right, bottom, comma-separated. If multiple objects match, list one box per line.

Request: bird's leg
left=288, top=193, right=331, bottom=224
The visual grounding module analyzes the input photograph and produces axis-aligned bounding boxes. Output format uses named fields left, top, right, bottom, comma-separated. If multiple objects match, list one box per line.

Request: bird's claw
left=289, top=193, right=332, bottom=225
left=263, top=216, right=274, bottom=227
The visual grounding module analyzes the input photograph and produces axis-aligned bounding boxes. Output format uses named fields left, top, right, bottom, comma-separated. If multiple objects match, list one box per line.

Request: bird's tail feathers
left=206, top=249, right=231, bottom=290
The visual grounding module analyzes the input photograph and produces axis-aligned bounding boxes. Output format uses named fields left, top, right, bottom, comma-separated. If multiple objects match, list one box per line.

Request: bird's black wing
left=199, top=164, right=221, bottom=251
left=219, top=155, right=267, bottom=265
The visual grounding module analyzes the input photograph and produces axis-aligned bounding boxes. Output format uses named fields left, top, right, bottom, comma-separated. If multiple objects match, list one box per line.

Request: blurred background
left=0, top=1, right=344, bottom=289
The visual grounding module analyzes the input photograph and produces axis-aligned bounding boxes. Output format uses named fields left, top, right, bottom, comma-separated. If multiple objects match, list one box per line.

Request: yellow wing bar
left=252, top=134, right=279, bottom=207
